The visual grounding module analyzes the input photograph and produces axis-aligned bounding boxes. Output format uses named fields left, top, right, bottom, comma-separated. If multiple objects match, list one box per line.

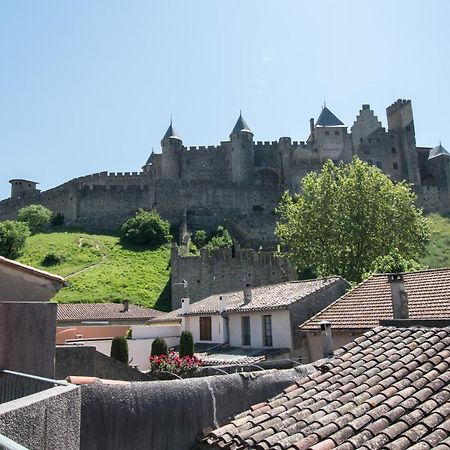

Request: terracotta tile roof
left=201, top=326, right=450, bottom=449
left=57, top=303, right=166, bottom=322
left=0, top=255, right=65, bottom=284
left=183, top=278, right=344, bottom=316
left=300, top=268, right=450, bottom=330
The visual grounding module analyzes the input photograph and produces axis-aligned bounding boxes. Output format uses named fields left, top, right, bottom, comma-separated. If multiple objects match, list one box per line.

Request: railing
left=0, top=370, right=69, bottom=404
left=0, top=433, right=29, bottom=450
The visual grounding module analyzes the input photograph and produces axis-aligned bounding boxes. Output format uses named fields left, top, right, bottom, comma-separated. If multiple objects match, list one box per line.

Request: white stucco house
left=152, top=278, right=348, bottom=356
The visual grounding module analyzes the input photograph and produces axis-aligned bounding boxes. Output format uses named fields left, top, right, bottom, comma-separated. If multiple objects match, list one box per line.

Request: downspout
left=220, top=312, right=230, bottom=345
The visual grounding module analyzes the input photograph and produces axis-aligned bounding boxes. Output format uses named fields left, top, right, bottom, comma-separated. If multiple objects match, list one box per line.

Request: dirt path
left=65, top=240, right=107, bottom=279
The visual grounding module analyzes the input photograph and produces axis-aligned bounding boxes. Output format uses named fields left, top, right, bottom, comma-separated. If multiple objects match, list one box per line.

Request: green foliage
left=0, top=220, right=30, bottom=259
left=178, top=240, right=199, bottom=257
left=206, top=226, right=233, bottom=253
left=120, top=209, right=172, bottom=247
left=276, top=157, right=430, bottom=283
left=18, top=204, right=52, bottom=234
left=42, top=251, right=67, bottom=266
left=18, top=230, right=171, bottom=308
left=51, top=212, right=65, bottom=227
left=179, top=331, right=194, bottom=357
left=420, top=213, right=450, bottom=269
left=364, top=248, right=423, bottom=278
left=193, top=230, right=208, bottom=248
left=110, top=336, right=129, bottom=364
left=151, top=337, right=168, bottom=356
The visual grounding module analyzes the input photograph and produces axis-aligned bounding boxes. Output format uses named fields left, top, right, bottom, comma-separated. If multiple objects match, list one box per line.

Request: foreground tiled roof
left=300, top=268, right=450, bottom=330
left=201, top=326, right=450, bottom=449
left=0, top=255, right=65, bottom=284
left=184, top=278, right=343, bottom=316
left=57, top=303, right=165, bottom=322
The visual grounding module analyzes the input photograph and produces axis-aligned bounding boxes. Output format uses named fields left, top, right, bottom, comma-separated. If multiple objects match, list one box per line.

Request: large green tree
left=18, top=204, right=52, bottom=234
left=276, top=157, right=429, bottom=282
left=0, top=220, right=30, bottom=259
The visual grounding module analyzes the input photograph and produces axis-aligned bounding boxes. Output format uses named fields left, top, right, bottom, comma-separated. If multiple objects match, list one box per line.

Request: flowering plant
left=149, top=351, right=203, bottom=379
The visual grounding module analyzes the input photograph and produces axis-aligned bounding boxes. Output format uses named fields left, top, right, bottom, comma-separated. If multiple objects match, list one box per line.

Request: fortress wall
left=416, top=186, right=450, bottom=213
left=181, top=145, right=232, bottom=181
left=171, top=245, right=297, bottom=309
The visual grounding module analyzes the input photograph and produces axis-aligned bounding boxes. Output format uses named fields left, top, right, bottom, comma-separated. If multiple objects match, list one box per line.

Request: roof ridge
left=370, top=267, right=450, bottom=277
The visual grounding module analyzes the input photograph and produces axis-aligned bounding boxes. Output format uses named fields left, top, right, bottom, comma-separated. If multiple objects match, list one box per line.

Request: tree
left=18, top=204, right=52, bottom=233
left=179, top=331, right=194, bottom=357
left=0, top=220, right=30, bottom=259
left=206, top=226, right=233, bottom=253
left=366, top=248, right=423, bottom=278
left=192, top=230, right=208, bottom=248
left=276, top=157, right=429, bottom=283
left=120, top=209, right=172, bottom=247
left=151, top=337, right=168, bottom=357
left=110, top=336, right=129, bottom=364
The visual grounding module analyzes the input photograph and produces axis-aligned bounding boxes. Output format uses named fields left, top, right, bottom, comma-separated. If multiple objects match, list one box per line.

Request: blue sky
left=1, top=1, right=449, bottom=199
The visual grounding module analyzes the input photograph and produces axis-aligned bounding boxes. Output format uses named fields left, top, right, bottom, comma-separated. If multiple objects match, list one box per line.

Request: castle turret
left=9, top=179, right=39, bottom=199
left=230, top=112, right=254, bottom=183
left=161, top=121, right=183, bottom=180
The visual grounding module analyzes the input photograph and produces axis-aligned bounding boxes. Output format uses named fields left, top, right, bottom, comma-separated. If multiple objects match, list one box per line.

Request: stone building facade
left=1, top=99, right=448, bottom=247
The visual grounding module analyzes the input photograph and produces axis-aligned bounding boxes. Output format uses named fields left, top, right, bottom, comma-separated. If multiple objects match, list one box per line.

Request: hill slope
left=18, top=230, right=171, bottom=310
left=419, top=213, right=450, bottom=269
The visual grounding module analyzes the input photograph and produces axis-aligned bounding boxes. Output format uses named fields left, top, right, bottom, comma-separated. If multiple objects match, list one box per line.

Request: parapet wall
left=171, top=245, right=297, bottom=309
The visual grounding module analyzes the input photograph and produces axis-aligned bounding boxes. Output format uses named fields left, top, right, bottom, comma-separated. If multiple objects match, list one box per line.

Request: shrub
left=120, top=209, right=172, bottom=247
left=149, top=352, right=202, bottom=379
left=193, top=229, right=208, bottom=248
left=18, top=204, right=52, bottom=234
left=151, top=337, right=168, bottom=356
left=42, top=251, right=67, bottom=266
left=50, top=212, right=65, bottom=227
left=110, top=336, right=129, bottom=364
left=179, top=331, right=194, bottom=357
left=206, top=226, right=233, bottom=253
left=0, top=220, right=30, bottom=259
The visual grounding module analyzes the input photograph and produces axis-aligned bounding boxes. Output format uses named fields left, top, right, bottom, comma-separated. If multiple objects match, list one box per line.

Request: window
left=391, top=147, right=396, bottom=154
left=393, top=162, right=398, bottom=170
left=325, top=131, right=330, bottom=135
left=241, top=316, right=251, bottom=346
left=376, top=161, right=382, bottom=169
left=360, top=138, right=363, bottom=143
left=199, top=317, right=212, bottom=341
left=334, top=131, right=340, bottom=136
left=262, top=315, right=273, bottom=347
left=368, top=138, right=372, bottom=143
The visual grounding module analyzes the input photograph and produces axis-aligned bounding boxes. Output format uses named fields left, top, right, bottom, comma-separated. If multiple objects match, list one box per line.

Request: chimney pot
left=388, top=273, right=409, bottom=320
left=181, top=297, right=190, bottom=315
left=243, top=283, right=252, bottom=304
left=320, top=320, right=334, bottom=358
left=122, top=300, right=129, bottom=312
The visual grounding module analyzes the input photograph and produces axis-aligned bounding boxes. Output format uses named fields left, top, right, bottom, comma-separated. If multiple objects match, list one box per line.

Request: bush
left=18, top=204, right=52, bottom=234
left=110, top=336, right=129, bottom=364
left=50, top=212, right=65, bottom=227
left=0, top=220, right=30, bottom=259
left=42, top=251, right=67, bottom=266
left=193, top=229, right=208, bottom=248
left=179, top=331, right=194, bottom=357
left=151, top=337, right=168, bottom=357
left=206, top=226, right=233, bottom=253
left=149, top=352, right=202, bottom=379
left=120, top=209, right=172, bottom=247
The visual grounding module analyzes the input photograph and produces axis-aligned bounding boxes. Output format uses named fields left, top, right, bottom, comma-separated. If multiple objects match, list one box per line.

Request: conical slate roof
left=429, top=143, right=450, bottom=160
left=231, top=113, right=252, bottom=134
left=162, top=122, right=181, bottom=141
left=316, top=106, right=345, bottom=127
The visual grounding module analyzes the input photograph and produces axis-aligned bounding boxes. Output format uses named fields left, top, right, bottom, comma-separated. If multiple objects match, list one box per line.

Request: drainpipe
left=320, top=320, right=334, bottom=358
left=218, top=295, right=230, bottom=344
left=388, top=273, right=409, bottom=320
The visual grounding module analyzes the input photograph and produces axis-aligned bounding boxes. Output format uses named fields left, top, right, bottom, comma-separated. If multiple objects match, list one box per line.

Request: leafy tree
left=110, top=336, right=129, bottom=364
left=276, top=157, right=429, bottom=283
left=120, top=209, right=172, bottom=247
left=151, top=337, right=168, bottom=356
left=0, top=220, right=30, bottom=259
left=18, top=204, right=52, bottom=233
left=206, top=226, right=233, bottom=253
left=179, top=331, right=194, bottom=357
left=366, top=248, right=423, bottom=278
left=193, top=229, right=208, bottom=248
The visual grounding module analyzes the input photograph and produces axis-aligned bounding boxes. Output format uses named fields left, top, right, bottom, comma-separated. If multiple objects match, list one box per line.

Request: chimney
left=309, top=118, right=315, bottom=143
left=121, top=300, right=129, bottom=312
left=218, top=295, right=227, bottom=313
left=243, top=283, right=252, bottom=304
left=388, top=273, right=409, bottom=320
left=320, top=320, right=334, bottom=358
left=181, top=297, right=190, bottom=315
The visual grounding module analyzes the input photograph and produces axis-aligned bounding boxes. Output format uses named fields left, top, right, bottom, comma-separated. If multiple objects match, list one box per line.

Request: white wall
left=131, top=325, right=181, bottom=339
left=184, top=315, right=226, bottom=344
left=228, top=310, right=292, bottom=349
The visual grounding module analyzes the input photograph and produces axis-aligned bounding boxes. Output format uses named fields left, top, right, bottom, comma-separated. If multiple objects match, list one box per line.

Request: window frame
left=262, top=315, right=273, bottom=347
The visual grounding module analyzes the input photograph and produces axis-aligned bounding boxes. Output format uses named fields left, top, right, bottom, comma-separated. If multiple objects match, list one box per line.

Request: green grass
left=420, top=213, right=450, bottom=269
left=18, top=229, right=171, bottom=310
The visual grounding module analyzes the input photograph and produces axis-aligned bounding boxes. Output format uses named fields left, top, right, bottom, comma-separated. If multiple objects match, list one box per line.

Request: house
left=200, top=323, right=450, bottom=449
left=297, top=268, right=450, bottom=362
left=0, top=255, right=66, bottom=301
left=152, top=278, right=348, bottom=356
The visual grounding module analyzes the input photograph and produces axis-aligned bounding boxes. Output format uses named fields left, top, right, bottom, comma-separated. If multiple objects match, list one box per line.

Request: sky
left=1, top=1, right=449, bottom=200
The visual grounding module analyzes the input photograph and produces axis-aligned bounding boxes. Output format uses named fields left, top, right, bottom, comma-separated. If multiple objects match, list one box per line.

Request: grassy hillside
left=18, top=229, right=171, bottom=310
left=420, top=213, right=450, bottom=269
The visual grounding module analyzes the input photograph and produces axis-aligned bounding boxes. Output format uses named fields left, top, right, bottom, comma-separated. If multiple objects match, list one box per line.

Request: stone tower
left=230, top=112, right=254, bottom=183
left=161, top=121, right=183, bottom=180
left=9, top=179, right=39, bottom=199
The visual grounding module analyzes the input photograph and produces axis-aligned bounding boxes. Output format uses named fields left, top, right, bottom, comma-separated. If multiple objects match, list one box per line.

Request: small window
left=391, top=147, right=396, bottom=154
left=376, top=161, right=382, bottom=169
left=368, top=138, right=372, bottom=143
left=241, top=316, right=251, bottom=346
left=406, top=126, right=411, bottom=132
left=325, top=131, right=330, bottom=136
left=199, top=317, right=212, bottom=341
left=376, top=138, right=380, bottom=143
left=360, top=138, right=363, bottom=143
left=262, top=315, right=273, bottom=347
left=334, top=131, right=340, bottom=136
left=393, top=162, right=398, bottom=170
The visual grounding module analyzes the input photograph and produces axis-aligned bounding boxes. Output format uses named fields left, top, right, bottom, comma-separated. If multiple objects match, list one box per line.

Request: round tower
left=230, top=112, right=254, bottom=183
left=9, top=179, right=39, bottom=199
left=161, top=121, right=183, bottom=180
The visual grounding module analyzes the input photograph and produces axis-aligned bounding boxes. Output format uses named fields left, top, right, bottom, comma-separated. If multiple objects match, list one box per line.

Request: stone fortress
left=1, top=99, right=449, bottom=248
